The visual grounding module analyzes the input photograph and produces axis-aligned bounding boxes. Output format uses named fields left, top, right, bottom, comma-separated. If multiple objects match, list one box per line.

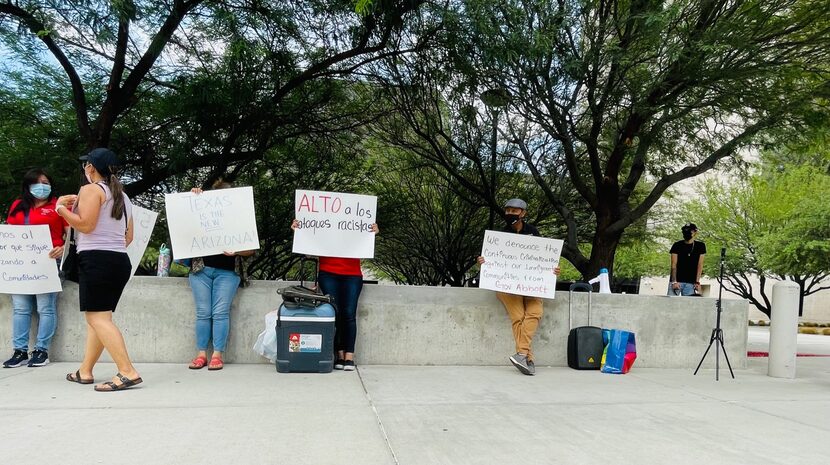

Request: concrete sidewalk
left=1, top=359, right=828, bottom=465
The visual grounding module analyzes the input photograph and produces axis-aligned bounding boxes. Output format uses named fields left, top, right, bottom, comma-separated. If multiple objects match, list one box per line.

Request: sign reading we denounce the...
left=479, top=230, right=563, bottom=299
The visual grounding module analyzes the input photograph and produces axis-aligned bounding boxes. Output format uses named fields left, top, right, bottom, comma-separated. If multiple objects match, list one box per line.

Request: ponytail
left=107, top=171, right=126, bottom=220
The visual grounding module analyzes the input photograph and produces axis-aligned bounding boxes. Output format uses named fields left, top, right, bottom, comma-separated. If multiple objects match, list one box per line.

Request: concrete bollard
left=768, top=281, right=800, bottom=379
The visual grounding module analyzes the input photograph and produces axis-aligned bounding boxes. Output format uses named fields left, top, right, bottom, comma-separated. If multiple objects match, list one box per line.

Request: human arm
left=47, top=225, right=70, bottom=259
left=695, top=254, right=705, bottom=291
left=55, top=184, right=104, bottom=233
left=125, top=215, right=134, bottom=247
left=670, top=253, right=680, bottom=290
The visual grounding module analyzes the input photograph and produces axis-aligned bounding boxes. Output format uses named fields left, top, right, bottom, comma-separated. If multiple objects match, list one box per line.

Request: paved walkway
left=1, top=358, right=828, bottom=465
left=748, top=326, right=830, bottom=355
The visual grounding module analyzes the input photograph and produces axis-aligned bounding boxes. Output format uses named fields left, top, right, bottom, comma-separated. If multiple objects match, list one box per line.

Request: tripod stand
left=694, top=247, right=735, bottom=380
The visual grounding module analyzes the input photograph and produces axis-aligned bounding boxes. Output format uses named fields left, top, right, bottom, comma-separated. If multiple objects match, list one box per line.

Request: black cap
left=682, top=223, right=698, bottom=232
left=80, top=148, right=120, bottom=176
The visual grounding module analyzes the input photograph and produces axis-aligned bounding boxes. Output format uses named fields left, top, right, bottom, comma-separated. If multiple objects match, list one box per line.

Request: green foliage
left=678, top=160, right=830, bottom=316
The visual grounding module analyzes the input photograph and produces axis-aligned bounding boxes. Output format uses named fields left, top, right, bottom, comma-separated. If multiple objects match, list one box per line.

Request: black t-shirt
left=203, top=253, right=236, bottom=272
left=670, top=240, right=706, bottom=283
left=502, top=221, right=540, bottom=237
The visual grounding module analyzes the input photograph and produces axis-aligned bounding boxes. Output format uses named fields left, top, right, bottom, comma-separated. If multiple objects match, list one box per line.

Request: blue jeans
left=667, top=282, right=696, bottom=296
left=189, top=266, right=241, bottom=352
left=11, top=292, right=59, bottom=352
left=318, top=271, right=363, bottom=354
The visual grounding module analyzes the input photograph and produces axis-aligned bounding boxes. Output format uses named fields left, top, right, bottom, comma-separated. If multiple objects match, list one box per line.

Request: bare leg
left=85, top=312, right=140, bottom=387
left=78, top=322, right=104, bottom=379
left=344, top=352, right=354, bottom=361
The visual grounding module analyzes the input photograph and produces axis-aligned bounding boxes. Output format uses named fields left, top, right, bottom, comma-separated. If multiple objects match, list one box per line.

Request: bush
left=799, top=327, right=819, bottom=335
left=757, top=320, right=768, bottom=326
left=822, top=328, right=830, bottom=336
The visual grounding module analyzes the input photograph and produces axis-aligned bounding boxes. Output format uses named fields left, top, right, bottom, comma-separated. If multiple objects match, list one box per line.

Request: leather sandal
left=94, top=372, right=143, bottom=392
left=189, top=355, right=208, bottom=370
left=66, top=370, right=94, bottom=385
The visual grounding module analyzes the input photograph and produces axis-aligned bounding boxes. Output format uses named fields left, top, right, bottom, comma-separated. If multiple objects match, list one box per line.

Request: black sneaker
left=28, top=350, right=49, bottom=367
left=334, top=359, right=346, bottom=370
left=343, top=360, right=356, bottom=371
left=2, top=350, right=29, bottom=368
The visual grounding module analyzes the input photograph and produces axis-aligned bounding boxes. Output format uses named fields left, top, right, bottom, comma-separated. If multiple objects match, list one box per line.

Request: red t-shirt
left=6, top=198, right=69, bottom=247
left=319, top=257, right=363, bottom=277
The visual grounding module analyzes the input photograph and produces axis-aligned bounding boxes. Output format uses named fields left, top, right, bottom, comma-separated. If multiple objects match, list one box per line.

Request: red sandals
left=189, top=355, right=208, bottom=370
left=208, top=356, right=224, bottom=370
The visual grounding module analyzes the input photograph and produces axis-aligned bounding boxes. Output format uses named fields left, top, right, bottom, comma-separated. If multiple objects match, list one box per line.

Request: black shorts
left=78, top=250, right=131, bottom=312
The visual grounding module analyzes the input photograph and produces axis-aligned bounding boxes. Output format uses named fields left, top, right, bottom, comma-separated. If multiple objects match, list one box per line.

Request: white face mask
left=84, top=164, right=93, bottom=183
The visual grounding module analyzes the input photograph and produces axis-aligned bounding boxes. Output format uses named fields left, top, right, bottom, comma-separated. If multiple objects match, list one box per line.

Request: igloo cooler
left=275, top=303, right=336, bottom=373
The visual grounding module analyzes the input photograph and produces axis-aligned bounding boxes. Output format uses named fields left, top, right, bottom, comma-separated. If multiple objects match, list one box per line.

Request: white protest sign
left=292, top=190, right=377, bottom=258
left=479, top=230, right=563, bottom=299
left=126, top=205, right=158, bottom=279
left=0, top=225, right=62, bottom=294
left=164, top=186, right=260, bottom=260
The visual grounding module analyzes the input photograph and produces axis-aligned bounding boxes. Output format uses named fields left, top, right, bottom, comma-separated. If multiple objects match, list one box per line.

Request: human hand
left=56, top=195, right=77, bottom=208
left=191, top=188, right=203, bottom=194
left=291, top=219, right=299, bottom=231
left=554, top=267, right=560, bottom=276
left=222, top=250, right=236, bottom=256
left=672, top=282, right=680, bottom=290
left=476, top=256, right=485, bottom=265
left=371, top=223, right=379, bottom=234
left=48, top=245, right=64, bottom=259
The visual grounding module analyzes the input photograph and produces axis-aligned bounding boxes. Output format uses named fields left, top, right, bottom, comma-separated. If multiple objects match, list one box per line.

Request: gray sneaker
left=509, top=353, right=531, bottom=375
left=527, top=360, right=535, bottom=375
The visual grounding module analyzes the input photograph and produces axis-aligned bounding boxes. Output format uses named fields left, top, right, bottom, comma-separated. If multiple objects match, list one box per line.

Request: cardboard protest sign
left=478, top=230, right=563, bottom=299
left=164, top=186, right=259, bottom=260
left=125, top=205, right=158, bottom=278
left=292, top=190, right=377, bottom=258
left=0, top=225, right=62, bottom=294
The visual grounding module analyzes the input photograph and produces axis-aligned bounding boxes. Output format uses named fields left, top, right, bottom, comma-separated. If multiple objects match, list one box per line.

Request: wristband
left=55, top=204, right=66, bottom=212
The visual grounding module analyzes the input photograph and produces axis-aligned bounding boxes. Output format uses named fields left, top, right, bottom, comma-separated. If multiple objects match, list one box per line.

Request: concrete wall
left=1, top=277, right=747, bottom=368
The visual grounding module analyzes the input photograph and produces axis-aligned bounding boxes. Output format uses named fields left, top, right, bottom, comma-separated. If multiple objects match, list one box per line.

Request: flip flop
left=66, top=370, right=94, bottom=385
left=94, top=372, right=143, bottom=392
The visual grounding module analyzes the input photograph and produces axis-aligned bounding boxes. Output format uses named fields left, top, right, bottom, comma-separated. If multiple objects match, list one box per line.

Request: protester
left=55, top=148, right=142, bottom=391
left=290, top=220, right=379, bottom=371
left=668, top=223, right=706, bottom=296
left=477, top=198, right=560, bottom=376
left=187, top=180, right=255, bottom=371
left=3, top=168, right=68, bottom=368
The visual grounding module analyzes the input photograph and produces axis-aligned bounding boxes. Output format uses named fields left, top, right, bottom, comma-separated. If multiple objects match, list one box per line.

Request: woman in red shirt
left=3, top=168, right=68, bottom=368
left=291, top=220, right=378, bottom=371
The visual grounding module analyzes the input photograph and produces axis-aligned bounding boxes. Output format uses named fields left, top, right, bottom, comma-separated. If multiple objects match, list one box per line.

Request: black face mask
left=505, top=214, right=521, bottom=225
left=682, top=229, right=693, bottom=240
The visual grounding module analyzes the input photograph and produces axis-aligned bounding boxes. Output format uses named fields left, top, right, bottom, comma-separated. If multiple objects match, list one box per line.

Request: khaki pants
left=496, top=292, right=544, bottom=361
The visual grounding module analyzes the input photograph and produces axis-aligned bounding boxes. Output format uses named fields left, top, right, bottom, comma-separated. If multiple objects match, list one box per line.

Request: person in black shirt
left=669, top=223, right=706, bottom=296
left=477, top=198, right=559, bottom=376
left=185, top=180, right=255, bottom=370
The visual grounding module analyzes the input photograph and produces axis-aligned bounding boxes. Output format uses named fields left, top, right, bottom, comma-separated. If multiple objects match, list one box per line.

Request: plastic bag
left=253, top=310, right=280, bottom=362
left=600, top=329, right=637, bottom=374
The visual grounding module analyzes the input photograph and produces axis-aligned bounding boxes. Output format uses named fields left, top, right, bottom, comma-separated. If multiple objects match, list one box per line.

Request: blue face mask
left=29, top=183, right=52, bottom=200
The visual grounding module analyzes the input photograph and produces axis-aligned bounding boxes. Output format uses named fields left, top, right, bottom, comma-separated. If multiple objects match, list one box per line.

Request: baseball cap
left=682, top=223, right=699, bottom=231
left=79, top=148, right=120, bottom=176
left=503, top=198, right=527, bottom=210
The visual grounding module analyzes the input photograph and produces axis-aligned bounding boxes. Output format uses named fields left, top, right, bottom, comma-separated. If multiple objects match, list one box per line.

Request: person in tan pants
left=478, top=198, right=559, bottom=375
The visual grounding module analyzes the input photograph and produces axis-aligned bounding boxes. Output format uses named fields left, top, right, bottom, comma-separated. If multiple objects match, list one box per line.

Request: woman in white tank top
left=55, top=148, right=143, bottom=392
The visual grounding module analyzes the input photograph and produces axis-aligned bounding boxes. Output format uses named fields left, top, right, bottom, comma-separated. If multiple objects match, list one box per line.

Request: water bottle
left=589, top=268, right=612, bottom=294
left=157, top=243, right=171, bottom=277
